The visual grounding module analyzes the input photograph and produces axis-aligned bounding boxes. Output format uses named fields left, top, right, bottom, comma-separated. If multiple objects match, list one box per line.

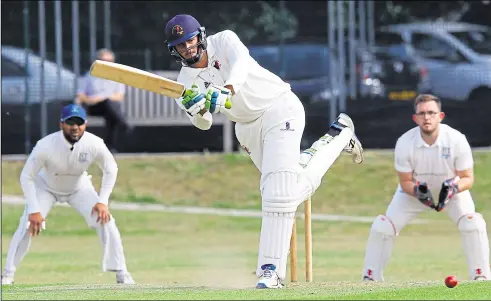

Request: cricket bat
left=89, top=60, right=186, bottom=98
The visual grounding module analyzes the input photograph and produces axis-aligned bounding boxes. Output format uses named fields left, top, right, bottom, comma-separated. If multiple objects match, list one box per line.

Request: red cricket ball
left=445, top=275, right=458, bottom=288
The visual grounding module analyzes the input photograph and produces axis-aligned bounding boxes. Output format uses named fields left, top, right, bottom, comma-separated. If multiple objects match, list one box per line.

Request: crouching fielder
left=362, top=94, right=490, bottom=282
left=1, top=104, right=134, bottom=285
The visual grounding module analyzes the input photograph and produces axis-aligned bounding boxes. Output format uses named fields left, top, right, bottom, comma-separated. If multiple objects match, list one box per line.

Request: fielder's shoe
left=1, top=274, right=14, bottom=285
left=362, top=276, right=375, bottom=281
left=256, top=264, right=284, bottom=289
left=329, top=113, right=364, bottom=164
left=116, top=271, right=135, bottom=284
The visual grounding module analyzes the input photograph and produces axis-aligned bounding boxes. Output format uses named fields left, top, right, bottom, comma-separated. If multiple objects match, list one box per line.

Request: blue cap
left=60, top=104, right=87, bottom=122
left=165, top=14, right=202, bottom=47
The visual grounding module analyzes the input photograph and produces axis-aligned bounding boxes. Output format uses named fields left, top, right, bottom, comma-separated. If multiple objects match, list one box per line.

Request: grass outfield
left=3, top=282, right=490, bottom=300
left=2, top=151, right=491, bottom=217
left=2, top=204, right=491, bottom=300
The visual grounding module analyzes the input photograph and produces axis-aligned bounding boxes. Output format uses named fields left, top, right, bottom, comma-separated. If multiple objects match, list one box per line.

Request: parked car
left=2, top=45, right=77, bottom=104
left=380, top=22, right=491, bottom=104
left=2, top=46, right=77, bottom=154
left=345, top=31, right=431, bottom=103
left=249, top=44, right=339, bottom=146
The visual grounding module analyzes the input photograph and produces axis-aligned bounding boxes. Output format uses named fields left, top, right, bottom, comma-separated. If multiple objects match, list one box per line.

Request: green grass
left=2, top=281, right=490, bottom=300
left=2, top=151, right=491, bottom=299
left=3, top=204, right=491, bottom=300
left=3, top=151, right=491, bottom=217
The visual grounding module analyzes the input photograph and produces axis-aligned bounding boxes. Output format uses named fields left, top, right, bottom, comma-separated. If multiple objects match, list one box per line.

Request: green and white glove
left=181, top=84, right=207, bottom=117
left=204, top=85, right=232, bottom=114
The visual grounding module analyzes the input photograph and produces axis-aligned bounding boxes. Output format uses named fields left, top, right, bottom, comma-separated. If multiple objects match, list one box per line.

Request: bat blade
left=89, top=60, right=185, bottom=98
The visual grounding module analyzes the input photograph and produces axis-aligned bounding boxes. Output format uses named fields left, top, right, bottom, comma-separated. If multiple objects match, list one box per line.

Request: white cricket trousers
left=236, top=90, right=351, bottom=280
left=3, top=176, right=129, bottom=276
left=363, top=187, right=490, bottom=281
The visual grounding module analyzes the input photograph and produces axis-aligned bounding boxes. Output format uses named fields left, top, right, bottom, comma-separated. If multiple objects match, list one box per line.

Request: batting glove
left=435, top=177, right=460, bottom=212
left=413, top=182, right=436, bottom=209
left=204, top=85, right=232, bottom=114
left=182, top=84, right=206, bottom=117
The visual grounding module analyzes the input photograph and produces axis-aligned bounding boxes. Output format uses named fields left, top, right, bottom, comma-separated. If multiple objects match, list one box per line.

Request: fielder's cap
left=60, top=104, right=87, bottom=122
left=165, top=14, right=202, bottom=47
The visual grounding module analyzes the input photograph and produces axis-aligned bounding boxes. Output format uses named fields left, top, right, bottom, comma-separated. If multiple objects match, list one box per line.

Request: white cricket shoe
left=256, top=264, right=284, bottom=289
left=334, top=113, right=364, bottom=164
left=1, top=274, right=14, bottom=285
left=116, top=271, right=135, bottom=284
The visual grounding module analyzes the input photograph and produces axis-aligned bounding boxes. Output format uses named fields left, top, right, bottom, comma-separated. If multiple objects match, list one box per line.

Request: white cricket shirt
left=394, top=124, right=474, bottom=199
left=20, top=131, right=118, bottom=214
left=176, top=30, right=292, bottom=129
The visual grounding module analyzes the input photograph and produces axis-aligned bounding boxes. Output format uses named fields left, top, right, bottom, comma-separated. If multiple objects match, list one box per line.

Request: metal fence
left=2, top=1, right=491, bottom=154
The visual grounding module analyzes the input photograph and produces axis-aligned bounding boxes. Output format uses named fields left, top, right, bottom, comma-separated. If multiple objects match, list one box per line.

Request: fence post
left=327, top=0, right=337, bottom=123
left=55, top=0, right=63, bottom=101
left=104, top=0, right=111, bottom=49
left=73, top=0, right=81, bottom=94
left=89, top=0, right=97, bottom=61
left=23, top=0, right=31, bottom=154
left=39, top=0, right=47, bottom=138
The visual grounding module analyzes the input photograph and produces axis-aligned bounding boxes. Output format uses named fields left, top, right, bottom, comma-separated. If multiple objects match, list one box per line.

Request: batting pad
left=256, top=211, right=296, bottom=280
left=458, top=213, right=491, bottom=280
left=303, top=127, right=353, bottom=192
left=362, top=215, right=396, bottom=281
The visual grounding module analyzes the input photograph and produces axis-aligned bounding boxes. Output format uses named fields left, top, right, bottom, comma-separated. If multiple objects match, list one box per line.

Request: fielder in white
left=1, top=104, right=135, bottom=285
left=362, top=94, right=490, bottom=281
left=164, top=14, right=364, bottom=288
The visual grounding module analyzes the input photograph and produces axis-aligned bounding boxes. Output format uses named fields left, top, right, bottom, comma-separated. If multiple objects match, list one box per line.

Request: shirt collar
left=416, top=126, right=444, bottom=148
left=59, top=130, right=84, bottom=150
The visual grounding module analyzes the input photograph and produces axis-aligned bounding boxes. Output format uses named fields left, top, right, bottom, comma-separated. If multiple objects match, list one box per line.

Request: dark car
left=249, top=44, right=339, bottom=146
left=348, top=32, right=431, bottom=103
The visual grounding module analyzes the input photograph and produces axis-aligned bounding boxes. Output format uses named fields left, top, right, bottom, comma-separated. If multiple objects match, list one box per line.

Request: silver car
left=2, top=45, right=77, bottom=104
left=381, top=22, right=491, bottom=104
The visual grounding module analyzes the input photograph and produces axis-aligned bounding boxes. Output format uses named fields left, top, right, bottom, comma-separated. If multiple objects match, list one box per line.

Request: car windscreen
left=250, top=45, right=331, bottom=81
left=449, top=29, right=491, bottom=55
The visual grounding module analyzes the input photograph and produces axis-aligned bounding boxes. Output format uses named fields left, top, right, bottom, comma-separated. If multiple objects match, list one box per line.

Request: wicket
left=289, top=197, right=313, bottom=282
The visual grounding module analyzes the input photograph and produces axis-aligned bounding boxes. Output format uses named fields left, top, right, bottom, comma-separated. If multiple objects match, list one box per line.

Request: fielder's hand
left=26, top=212, right=46, bottom=237
left=435, top=177, right=460, bottom=212
left=92, top=202, right=111, bottom=224
left=413, top=182, right=436, bottom=209
left=182, top=84, right=207, bottom=117
left=204, top=85, right=232, bottom=113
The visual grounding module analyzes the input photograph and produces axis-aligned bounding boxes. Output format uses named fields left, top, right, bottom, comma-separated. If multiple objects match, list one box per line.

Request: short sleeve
left=455, top=134, right=474, bottom=171
left=394, top=137, right=412, bottom=173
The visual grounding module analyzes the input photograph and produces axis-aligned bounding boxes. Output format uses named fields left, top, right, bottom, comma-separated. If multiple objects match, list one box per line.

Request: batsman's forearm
left=400, top=180, right=416, bottom=196
left=456, top=176, right=473, bottom=192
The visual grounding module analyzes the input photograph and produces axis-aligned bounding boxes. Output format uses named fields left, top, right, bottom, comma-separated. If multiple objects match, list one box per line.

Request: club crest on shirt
left=78, top=152, right=88, bottom=163
left=441, top=147, right=451, bottom=159
left=213, top=60, right=221, bottom=70
left=280, top=121, right=295, bottom=131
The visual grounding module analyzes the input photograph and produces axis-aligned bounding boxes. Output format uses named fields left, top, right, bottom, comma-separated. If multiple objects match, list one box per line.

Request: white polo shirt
left=394, top=124, right=474, bottom=199
left=20, top=131, right=118, bottom=214
left=176, top=30, right=292, bottom=129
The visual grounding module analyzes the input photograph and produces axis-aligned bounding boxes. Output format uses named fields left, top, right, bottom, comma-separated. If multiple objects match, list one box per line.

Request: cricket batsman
left=1, top=104, right=135, bottom=285
left=362, top=94, right=490, bottom=281
left=164, top=14, right=364, bottom=288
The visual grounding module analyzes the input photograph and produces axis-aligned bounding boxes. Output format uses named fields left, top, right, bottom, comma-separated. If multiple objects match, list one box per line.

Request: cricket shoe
left=330, top=113, right=364, bottom=164
left=474, top=276, right=488, bottom=281
left=1, top=274, right=14, bottom=285
left=256, top=264, right=284, bottom=289
left=116, top=271, right=135, bottom=284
